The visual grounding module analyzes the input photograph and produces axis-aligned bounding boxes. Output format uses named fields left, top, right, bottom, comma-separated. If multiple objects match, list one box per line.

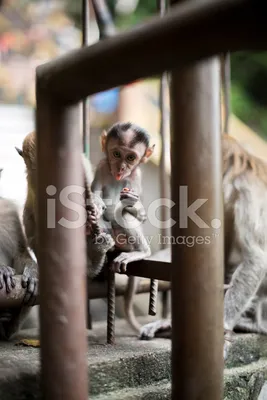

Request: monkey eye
left=113, top=151, right=121, bottom=158
left=126, top=154, right=136, bottom=162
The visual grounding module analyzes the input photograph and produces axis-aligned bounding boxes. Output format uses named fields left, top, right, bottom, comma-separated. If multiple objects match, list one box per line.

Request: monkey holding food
left=0, top=167, right=38, bottom=340
left=91, top=122, right=155, bottom=332
left=140, top=133, right=267, bottom=360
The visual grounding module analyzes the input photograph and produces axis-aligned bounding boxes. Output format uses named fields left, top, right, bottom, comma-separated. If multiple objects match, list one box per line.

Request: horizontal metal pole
left=37, top=0, right=266, bottom=104
left=0, top=274, right=171, bottom=308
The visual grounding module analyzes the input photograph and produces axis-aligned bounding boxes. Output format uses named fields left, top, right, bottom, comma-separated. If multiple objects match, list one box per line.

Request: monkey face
left=107, top=140, right=147, bottom=181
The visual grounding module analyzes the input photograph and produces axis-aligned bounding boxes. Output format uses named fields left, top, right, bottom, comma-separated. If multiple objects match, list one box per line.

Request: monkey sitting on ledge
left=91, top=122, right=155, bottom=332
left=0, top=168, right=38, bottom=340
left=139, top=133, right=267, bottom=361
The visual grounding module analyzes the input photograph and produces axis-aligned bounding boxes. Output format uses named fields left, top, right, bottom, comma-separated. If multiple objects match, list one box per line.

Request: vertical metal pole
left=82, top=0, right=90, bottom=157
left=148, top=0, right=169, bottom=318
left=220, top=53, right=231, bottom=134
left=90, top=0, right=117, bottom=343
left=170, top=58, right=224, bottom=399
left=158, top=0, right=170, bottom=319
left=36, top=89, right=88, bottom=399
left=82, top=0, right=92, bottom=330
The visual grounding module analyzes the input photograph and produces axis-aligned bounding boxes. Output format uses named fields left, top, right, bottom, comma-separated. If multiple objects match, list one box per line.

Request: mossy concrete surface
left=0, top=317, right=267, bottom=399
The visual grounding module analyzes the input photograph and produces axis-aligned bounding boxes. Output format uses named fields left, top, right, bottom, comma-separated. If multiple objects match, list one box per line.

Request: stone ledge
left=0, top=318, right=267, bottom=399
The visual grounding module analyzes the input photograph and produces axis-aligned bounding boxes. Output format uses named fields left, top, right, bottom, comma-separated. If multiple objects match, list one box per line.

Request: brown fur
left=140, top=134, right=267, bottom=361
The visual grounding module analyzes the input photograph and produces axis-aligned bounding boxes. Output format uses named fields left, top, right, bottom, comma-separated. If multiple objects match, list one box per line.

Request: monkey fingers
left=111, top=253, right=130, bottom=273
left=139, top=320, right=172, bottom=340
left=21, top=267, right=38, bottom=306
left=120, top=191, right=139, bottom=207
left=0, top=266, right=16, bottom=293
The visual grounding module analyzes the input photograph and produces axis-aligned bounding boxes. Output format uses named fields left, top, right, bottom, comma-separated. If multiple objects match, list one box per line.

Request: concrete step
left=0, top=318, right=267, bottom=399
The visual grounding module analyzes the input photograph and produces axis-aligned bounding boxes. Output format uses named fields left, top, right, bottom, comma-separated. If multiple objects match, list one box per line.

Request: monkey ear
left=101, top=130, right=107, bottom=152
left=15, top=147, right=23, bottom=157
left=142, top=144, right=155, bottom=164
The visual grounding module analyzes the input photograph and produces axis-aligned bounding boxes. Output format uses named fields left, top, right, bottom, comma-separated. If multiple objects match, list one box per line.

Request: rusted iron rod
left=221, top=52, right=231, bottom=134
left=91, top=0, right=116, bottom=38
left=82, top=0, right=90, bottom=157
left=170, top=59, right=224, bottom=398
left=0, top=276, right=171, bottom=309
left=36, top=93, right=88, bottom=400
left=157, top=0, right=170, bottom=319
left=36, top=0, right=265, bottom=104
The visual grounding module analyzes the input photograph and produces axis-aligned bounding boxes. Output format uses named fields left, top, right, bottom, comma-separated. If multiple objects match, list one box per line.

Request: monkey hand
left=0, top=266, right=16, bottom=294
left=21, top=265, right=38, bottom=306
left=139, top=320, right=172, bottom=340
left=92, top=232, right=115, bottom=252
left=120, top=188, right=139, bottom=207
left=86, top=204, right=102, bottom=235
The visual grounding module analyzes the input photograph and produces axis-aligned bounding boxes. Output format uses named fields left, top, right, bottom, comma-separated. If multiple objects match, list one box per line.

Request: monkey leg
left=0, top=306, right=32, bottom=341
left=139, top=319, right=172, bottom=340
left=87, top=232, right=115, bottom=279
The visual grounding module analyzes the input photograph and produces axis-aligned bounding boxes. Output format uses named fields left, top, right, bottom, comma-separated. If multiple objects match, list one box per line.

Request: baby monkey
left=92, top=122, right=154, bottom=332
left=92, top=122, right=155, bottom=228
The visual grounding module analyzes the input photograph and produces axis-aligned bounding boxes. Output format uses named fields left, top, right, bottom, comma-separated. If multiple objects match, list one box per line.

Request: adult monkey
left=140, top=133, right=267, bottom=360
left=16, top=131, right=115, bottom=280
left=0, top=168, right=38, bottom=339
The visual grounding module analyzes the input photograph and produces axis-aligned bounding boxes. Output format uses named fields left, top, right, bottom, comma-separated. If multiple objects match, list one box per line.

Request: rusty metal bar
left=89, top=0, right=117, bottom=344
left=220, top=53, right=231, bottom=133
left=36, top=89, right=88, bottom=399
left=107, top=268, right=115, bottom=344
left=0, top=276, right=170, bottom=309
left=82, top=0, right=92, bottom=331
left=82, top=0, right=90, bottom=157
left=170, top=58, right=224, bottom=398
left=36, top=0, right=266, bottom=104
left=158, top=0, right=170, bottom=319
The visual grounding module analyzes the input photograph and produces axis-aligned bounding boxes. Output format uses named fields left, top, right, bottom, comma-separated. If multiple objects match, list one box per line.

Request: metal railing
left=24, top=0, right=267, bottom=399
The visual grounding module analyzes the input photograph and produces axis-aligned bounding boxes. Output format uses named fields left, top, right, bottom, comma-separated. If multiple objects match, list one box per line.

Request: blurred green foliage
left=65, top=0, right=267, bottom=139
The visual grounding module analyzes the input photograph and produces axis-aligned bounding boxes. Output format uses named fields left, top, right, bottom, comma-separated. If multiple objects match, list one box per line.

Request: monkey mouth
left=115, top=173, right=123, bottom=181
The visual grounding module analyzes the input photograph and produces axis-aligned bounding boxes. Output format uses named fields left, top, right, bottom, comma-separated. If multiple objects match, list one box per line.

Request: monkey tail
left=124, top=276, right=141, bottom=334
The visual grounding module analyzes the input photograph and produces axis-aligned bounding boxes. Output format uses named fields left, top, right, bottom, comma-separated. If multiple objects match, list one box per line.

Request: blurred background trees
left=1, top=0, right=267, bottom=140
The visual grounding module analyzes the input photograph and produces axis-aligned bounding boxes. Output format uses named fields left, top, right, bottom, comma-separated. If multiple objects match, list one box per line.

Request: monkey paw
left=22, top=266, right=38, bottom=306
left=120, top=188, right=139, bottom=206
left=139, top=320, right=171, bottom=340
left=0, top=266, right=16, bottom=293
left=92, top=232, right=115, bottom=252
left=111, top=252, right=131, bottom=274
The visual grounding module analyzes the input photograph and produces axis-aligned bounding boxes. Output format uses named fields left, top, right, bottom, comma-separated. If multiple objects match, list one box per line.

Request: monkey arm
left=120, top=188, right=147, bottom=224
left=111, top=213, right=151, bottom=274
left=22, top=204, right=36, bottom=256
